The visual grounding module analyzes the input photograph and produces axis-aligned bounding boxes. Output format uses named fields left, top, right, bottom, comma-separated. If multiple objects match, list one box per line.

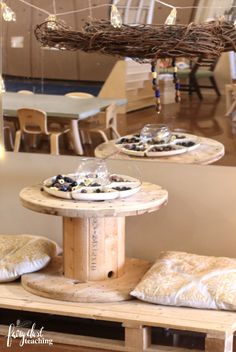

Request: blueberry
left=71, top=181, right=78, bottom=187
left=81, top=189, right=87, bottom=193
left=56, top=175, right=63, bottom=180
left=64, top=177, right=74, bottom=183
left=95, top=189, right=101, bottom=193
left=60, top=185, right=68, bottom=192
left=52, top=182, right=60, bottom=188
left=91, top=183, right=100, bottom=187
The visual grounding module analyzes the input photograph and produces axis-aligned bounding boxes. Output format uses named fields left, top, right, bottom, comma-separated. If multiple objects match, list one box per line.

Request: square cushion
left=131, top=251, right=236, bottom=310
left=0, top=234, right=61, bottom=282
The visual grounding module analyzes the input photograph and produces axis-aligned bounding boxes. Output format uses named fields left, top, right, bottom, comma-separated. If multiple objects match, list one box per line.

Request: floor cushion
left=0, top=234, right=61, bottom=282
left=131, top=251, right=236, bottom=310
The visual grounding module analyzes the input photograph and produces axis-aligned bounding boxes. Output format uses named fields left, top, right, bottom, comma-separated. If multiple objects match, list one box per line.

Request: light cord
left=11, top=0, right=236, bottom=19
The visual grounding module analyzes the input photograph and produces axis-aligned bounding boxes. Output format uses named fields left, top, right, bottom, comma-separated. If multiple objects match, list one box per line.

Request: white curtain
left=194, top=0, right=233, bottom=23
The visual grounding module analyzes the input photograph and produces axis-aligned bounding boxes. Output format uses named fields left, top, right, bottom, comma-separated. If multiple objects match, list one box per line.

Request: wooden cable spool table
left=19, top=183, right=168, bottom=303
left=95, top=137, right=225, bottom=165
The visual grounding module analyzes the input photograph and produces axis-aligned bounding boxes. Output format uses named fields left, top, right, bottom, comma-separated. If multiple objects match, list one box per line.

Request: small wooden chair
left=80, top=103, right=120, bottom=143
left=14, top=108, right=70, bottom=155
left=178, top=56, right=221, bottom=99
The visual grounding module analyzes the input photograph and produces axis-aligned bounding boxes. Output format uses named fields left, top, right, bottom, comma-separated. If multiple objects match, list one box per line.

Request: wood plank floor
left=8, top=94, right=236, bottom=167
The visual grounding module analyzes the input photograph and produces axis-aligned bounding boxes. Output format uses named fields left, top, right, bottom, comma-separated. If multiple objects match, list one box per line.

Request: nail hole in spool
left=107, top=271, right=114, bottom=278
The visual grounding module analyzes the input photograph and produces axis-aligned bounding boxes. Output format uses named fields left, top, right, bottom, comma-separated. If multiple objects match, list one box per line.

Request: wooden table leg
left=69, top=119, right=84, bottom=155
left=63, top=217, right=125, bottom=282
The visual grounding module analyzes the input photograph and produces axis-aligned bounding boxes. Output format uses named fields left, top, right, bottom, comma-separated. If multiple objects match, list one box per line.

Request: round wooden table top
left=20, top=183, right=168, bottom=218
left=94, top=136, right=225, bottom=165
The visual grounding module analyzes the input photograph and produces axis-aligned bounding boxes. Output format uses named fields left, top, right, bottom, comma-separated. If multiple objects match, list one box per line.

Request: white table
left=3, top=92, right=127, bottom=155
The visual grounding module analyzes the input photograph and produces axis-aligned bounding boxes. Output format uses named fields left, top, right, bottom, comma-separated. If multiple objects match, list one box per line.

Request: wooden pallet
left=0, top=283, right=236, bottom=351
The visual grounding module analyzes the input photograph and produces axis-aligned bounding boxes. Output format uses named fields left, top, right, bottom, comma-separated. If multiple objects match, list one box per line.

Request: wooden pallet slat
left=0, top=284, right=236, bottom=351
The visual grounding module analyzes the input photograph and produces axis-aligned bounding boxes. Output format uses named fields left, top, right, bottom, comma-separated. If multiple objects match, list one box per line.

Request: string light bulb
left=45, top=14, right=58, bottom=30
left=165, top=7, right=177, bottom=25
left=1, top=1, right=16, bottom=22
left=110, top=4, right=122, bottom=28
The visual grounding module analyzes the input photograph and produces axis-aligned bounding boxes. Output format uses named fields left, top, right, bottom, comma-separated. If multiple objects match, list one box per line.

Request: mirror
left=2, top=0, right=235, bottom=167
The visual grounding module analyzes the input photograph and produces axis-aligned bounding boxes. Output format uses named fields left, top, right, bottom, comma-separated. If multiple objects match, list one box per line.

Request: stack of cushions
left=131, top=251, right=236, bottom=310
left=0, top=234, right=61, bottom=282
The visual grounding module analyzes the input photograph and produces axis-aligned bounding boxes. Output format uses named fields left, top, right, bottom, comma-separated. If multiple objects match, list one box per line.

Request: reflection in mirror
left=1, top=0, right=236, bottom=167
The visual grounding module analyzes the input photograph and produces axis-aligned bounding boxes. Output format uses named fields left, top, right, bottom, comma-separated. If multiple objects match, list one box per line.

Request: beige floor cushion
left=131, top=251, right=236, bottom=310
left=0, top=234, right=61, bottom=282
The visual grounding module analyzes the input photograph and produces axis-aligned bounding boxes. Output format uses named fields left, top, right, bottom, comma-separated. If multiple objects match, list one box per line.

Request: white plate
left=118, top=185, right=141, bottom=198
left=173, top=138, right=201, bottom=152
left=43, top=174, right=76, bottom=199
left=146, top=145, right=187, bottom=157
left=43, top=186, right=72, bottom=199
left=120, top=146, right=147, bottom=157
left=72, top=188, right=119, bottom=201
left=43, top=173, right=141, bottom=201
left=109, top=174, right=141, bottom=187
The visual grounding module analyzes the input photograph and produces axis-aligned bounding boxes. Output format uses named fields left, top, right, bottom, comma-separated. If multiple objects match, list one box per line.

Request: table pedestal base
left=21, top=256, right=151, bottom=303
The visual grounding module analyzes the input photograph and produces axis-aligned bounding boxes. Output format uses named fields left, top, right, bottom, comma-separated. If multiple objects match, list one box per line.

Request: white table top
left=3, top=92, right=127, bottom=120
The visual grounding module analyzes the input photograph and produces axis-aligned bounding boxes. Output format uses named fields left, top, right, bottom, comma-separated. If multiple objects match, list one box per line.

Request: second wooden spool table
left=20, top=183, right=168, bottom=302
left=95, top=136, right=225, bottom=165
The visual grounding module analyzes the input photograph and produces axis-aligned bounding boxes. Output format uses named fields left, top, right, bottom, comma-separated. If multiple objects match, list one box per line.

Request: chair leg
left=80, top=130, right=92, bottom=144
left=209, top=76, right=221, bottom=97
left=111, top=127, right=120, bottom=139
left=97, top=130, right=109, bottom=143
left=191, top=75, right=203, bottom=100
left=31, top=134, right=38, bottom=148
left=14, top=130, right=22, bottom=152
left=188, top=77, right=193, bottom=95
left=50, top=134, right=60, bottom=155
left=4, top=126, right=14, bottom=150
left=85, top=132, right=93, bottom=144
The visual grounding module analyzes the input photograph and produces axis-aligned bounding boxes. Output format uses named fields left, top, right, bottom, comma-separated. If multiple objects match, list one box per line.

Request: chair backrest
left=191, top=56, right=219, bottom=73
left=105, top=103, right=118, bottom=129
left=17, top=108, right=48, bottom=135
left=17, top=90, right=34, bottom=95
left=65, top=92, right=94, bottom=99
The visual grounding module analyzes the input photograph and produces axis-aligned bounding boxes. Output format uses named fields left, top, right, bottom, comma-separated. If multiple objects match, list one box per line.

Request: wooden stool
left=20, top=183, right=168, bottom=303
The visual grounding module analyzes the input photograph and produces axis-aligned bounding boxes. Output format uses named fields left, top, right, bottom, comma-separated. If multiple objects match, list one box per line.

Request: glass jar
left=140, top=124, right=172, bottom=143
left=76, top=158, right=110, bottom=186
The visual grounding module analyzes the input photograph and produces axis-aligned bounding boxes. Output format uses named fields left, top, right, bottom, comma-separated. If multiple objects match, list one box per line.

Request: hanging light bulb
left=45, top=14, right=58, bottom=30
left=165, top=7, right=177, bottom=25
left=110, top=4, right=122, bottom=28
left=1, top=1, right=16, bottom=22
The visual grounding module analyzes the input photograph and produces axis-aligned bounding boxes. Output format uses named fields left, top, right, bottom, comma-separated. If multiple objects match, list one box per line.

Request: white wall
left=1, top=152, right=236, bottom=262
